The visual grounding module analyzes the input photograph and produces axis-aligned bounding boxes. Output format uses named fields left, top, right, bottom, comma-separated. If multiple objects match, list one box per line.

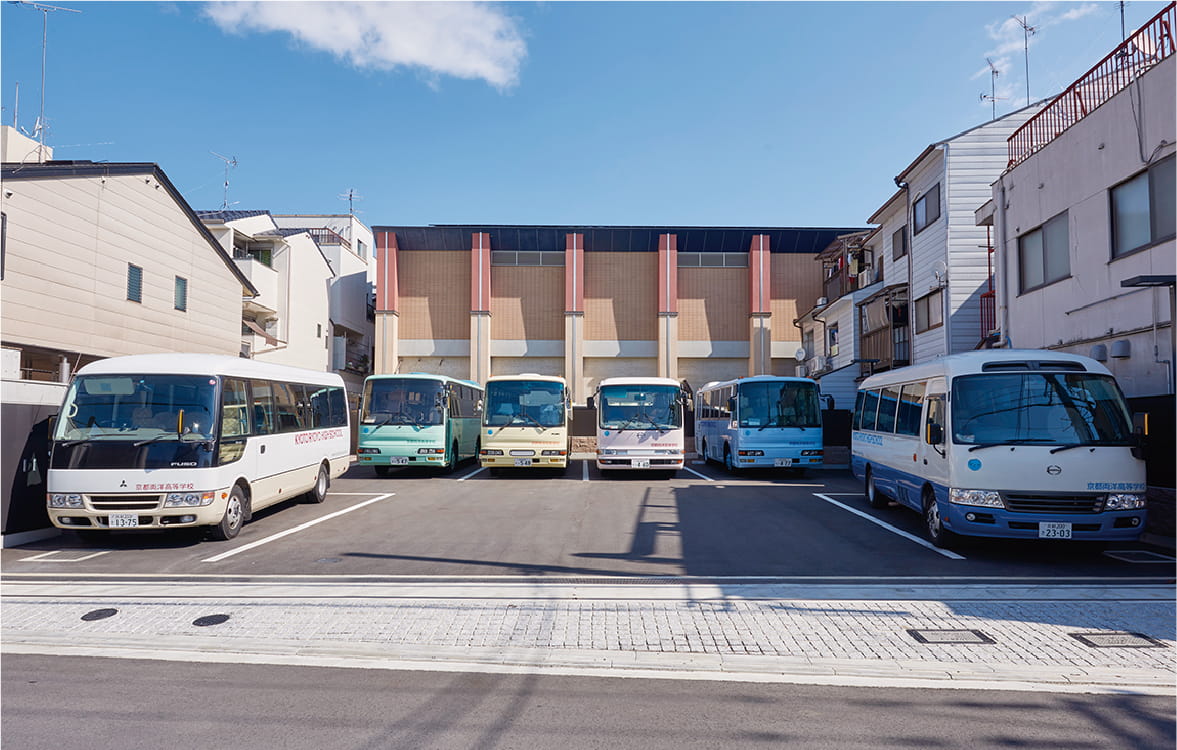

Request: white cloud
left=203, top=1, right=526, bottom=89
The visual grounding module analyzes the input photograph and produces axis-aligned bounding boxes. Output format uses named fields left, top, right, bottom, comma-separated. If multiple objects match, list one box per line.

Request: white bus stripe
left=201, top=494, right=393, bottom=563
left=813, top=493, right=966, bottom=560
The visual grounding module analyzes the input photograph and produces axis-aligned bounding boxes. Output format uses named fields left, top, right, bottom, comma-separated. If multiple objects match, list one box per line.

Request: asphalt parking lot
left=4, top=460, right=1173, bottom=579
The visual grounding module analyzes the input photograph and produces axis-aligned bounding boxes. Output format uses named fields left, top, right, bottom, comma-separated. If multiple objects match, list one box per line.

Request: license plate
left=389, top=456, right=409, bottom=465
left=1040, top=521, right=1072, bottom=539
left=774, top=458, right=793, bottom=467
left=632, top=459, right=651, bottom=468
left=514, top=458, right=533, bottom=466
left=108, top=513, right=139, bottom=528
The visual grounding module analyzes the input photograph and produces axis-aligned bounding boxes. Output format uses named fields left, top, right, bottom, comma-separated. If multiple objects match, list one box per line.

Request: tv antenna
left=210, top=151, right=238, bottom=210
left=338, top=188, right=363, bottom=214
left=1012, top=15, right=1036, bottom=104
left=979, top=58, right=1005, bottom=119
left=10, top=1, right=81, bottom=161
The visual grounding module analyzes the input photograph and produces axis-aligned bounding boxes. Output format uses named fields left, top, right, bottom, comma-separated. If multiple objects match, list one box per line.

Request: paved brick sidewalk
left=3, top=580, right=1174, bottom=694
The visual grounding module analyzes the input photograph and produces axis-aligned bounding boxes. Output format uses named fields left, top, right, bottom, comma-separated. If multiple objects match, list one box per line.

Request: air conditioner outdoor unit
left=795, top=364, right=808, bottom=377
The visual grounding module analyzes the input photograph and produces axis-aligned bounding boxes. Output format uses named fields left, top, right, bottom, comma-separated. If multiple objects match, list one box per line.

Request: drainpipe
left=893, top=175, right=912, bottom=360
left=997, top=174, right=1013, bottom=348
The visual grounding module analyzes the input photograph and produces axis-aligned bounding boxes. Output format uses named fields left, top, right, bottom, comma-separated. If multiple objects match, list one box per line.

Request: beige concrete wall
left=585, top=253, right=657, bottom=340
left=1, top=173, right=243, bottom=358
left=398, top=251, right=470, bottom=340
left=491, top=267, right=564, bottom=340
left=678, top=268, right=747, bottom=341
left=770, top=254, right=822, bottom=340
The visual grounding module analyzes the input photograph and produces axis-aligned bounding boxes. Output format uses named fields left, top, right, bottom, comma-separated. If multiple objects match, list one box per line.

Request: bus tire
left=374, top=466, right=390, bottom=477
left=923, top=487, right=957, bottom=549
left=865, top=467, right=888, bottom=509
left=306, top=463, right=329, bottom=504
left=700, top=441, right=710, bottom=465
left=723, top=446, right=737, bottom=473
left=210, top=485, right=246, bottom=541
left=444, top=442, right=459, bottom=473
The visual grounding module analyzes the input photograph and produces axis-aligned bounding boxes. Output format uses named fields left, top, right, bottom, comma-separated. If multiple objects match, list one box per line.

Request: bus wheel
left=374, top=466, right=390, bottom=477
left=923, top=487, right=956, bottom=548
left=700, top=441, right=710, bottom=465
left=444, top=442, right=459, bottom=473
left=210, top=486, right=246, bottom=541
left=865, top=467, right=887, bottom=509
left=723, top=447, right=737, bottom=473
left=306, top=463, right=329, bottom=503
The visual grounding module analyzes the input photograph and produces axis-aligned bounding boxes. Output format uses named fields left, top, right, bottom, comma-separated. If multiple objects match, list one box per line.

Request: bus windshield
left=951, top=373, right=1133, bottom=446
left=485, top=381, right=566, bottom=428
left=362, top=379, right=444, bottom=427
left=738, top=382, right=821, bottom=428
left=599, top=385, right=681, bottom=430
left=53, top=374, right=218, bottom=442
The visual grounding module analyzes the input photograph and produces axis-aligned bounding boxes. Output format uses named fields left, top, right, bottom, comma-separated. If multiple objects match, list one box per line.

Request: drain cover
left=193, top=614, right=231, bottom=627
left=1069, top=632, right=1166, bottom=648
left=1102, top=550, right=1177, bottom=563
left=907, top=628, right=995, bottom=644
left=81, top=608, right=118, bottom=622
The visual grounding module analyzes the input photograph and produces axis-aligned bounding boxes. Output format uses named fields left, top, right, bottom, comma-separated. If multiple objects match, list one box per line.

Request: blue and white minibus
left=851, top=350, right=1147, bottom=547
left=357, top=374, right=483, bottom=475
left=47, top=354, right=352, bottom=541
left=694, top=376, right=824, bottom=473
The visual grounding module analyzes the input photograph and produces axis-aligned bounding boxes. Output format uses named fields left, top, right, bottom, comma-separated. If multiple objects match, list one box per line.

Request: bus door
left=915, top=377, right=948, bottom=512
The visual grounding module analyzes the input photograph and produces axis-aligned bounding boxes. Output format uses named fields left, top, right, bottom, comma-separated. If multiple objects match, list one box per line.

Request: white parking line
left=682, top=466, right=715, bottom=482
left=582, top=461, right=589, bottom=481
left=813, top=493, right=965, bottom=560
left=19, top=550, right=112, bottom=563
left=201, top=494, right=394, bottom=563
left=456, top=466, right=486, bottom=481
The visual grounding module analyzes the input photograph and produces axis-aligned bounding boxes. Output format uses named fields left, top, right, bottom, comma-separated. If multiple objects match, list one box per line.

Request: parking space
left=3, top=462, right=1171, bottom=580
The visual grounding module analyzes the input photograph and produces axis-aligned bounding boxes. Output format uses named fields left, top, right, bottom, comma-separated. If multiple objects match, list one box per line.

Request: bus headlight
left=801, top=450, right=823, bottom=456
left=357, top=448, right=381, bottom=455
left=480, top=449, right=503, bottom=456
left=738, top=450, right=764, bottom=456
left=48, top=494, right=83, bottom=508
left=600, top=449, right=617, bottom=456
left=164, top=492, right=216, bottom=507
left=949, top=489, right=1004, bottom=508
left=1105, top=493, right=1146, bottom=510
left=417, top=448, right=445, bottom=455
left=541, top=450, right=566, bottom=456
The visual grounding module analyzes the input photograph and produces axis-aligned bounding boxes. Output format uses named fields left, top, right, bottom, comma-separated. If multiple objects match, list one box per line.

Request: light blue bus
left=694, top=376, right=824, bottom=473
left=357, top=374, right=483, bottom=475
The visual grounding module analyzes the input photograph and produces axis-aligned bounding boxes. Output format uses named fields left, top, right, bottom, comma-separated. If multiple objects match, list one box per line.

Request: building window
left=913, top=184, right=941, bottom=235
left=357, top=239, right=369, bottom=258
left=1111, top=155, right=1175, bottom=258
left=127, top=264, right=143, bottom=303
left=828, top=324, right=839, bottom=358
left=174, top=276, right=188, bottom=311
left=677, top=252, right=748, bottom=268
left=317, top=324, right=322, bottom=339
left=802, top=328, right=814, bottom=361
left=1018, top=211, right=1070, bottom=293
left=490, top=251, right=565, bottom=266
left=914, top=289, right=943, bottom=332
left=891, top=226, right=907, bottom=260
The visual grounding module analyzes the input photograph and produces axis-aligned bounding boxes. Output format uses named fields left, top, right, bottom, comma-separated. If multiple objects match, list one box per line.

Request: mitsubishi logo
left=1046, top=465, right=1062, bottom=476
left=119, top=479, right=127, bottom=487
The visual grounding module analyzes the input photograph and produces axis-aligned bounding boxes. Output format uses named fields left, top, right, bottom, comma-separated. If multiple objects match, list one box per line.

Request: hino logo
left=1046, top=465, right=1062, bottom=476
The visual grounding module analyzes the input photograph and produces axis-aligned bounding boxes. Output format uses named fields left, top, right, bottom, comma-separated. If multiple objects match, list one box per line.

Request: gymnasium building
left=372, top=225, right=863, bottom=405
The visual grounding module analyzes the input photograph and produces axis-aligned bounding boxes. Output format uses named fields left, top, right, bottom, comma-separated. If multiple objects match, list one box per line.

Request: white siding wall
left=1, top=173, right=243, bottom=357
left=253, top=233, right=332, bottom=372
left=998, top=56, right=1175, bottom=398
left=908, top=152, right=951, bottom=364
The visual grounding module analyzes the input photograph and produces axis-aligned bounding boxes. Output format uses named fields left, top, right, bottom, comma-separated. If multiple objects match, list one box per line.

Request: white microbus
left=590, top=377, right=687, bottom=474
left=851, top=350, right=1147, bottom=548
left=47, top=354, right=352, bottom=541
left=695, top=376, right=824, bottom=473
left=480, top=374, right=571, bottom=474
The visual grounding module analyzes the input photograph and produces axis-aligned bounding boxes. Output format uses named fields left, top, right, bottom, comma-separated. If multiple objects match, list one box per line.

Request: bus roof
left=596, top=376, right=681, bottom=390
left=75, top=354, right=345, bottom=387
left=365, top=373, right=483, bottom=389
left=698, top=375, right=817, bottom=392
left=857, top=349, right=1114, bottom=390
left=485, top=373, right=567, bottom=385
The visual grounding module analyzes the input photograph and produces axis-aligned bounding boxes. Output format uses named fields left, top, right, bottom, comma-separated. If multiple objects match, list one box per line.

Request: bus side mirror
left=1132, top=412, right=1149, bottom=460
left=475, top=399, right=483, bottom=415
left=586, top=396, right=595, bottom=410
left=727, top=397, right=736, bottom=413
left=926, top=423, right=943, bottom=445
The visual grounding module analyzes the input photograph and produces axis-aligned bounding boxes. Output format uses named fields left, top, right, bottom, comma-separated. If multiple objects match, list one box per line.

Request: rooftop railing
left=1008, top=2, right=1174, bottom=170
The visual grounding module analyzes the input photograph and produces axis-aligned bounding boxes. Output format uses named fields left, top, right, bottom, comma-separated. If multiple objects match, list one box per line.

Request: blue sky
left=1, top=1, right=1168, bottom=228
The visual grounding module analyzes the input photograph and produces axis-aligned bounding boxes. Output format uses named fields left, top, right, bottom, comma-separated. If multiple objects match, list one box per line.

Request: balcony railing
left=307, top=228, right=351, bottom=250
left=1008, top=3, right=1175, bottom=169
left=860, top=328, right=910, bottom=377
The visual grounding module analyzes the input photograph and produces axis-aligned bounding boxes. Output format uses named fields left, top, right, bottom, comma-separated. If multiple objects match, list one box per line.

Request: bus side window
left=925, top=394, right=946, bottom=445
left=220, top=378, right=251, bottom=438
left=861, top=390, right=881, bottom=431
left=251, top=380, right=276, bottom=435
left=852, top=391, right=866, bottom=430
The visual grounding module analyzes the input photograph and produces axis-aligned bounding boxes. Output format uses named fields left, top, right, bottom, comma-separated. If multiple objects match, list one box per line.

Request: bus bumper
left=941, top=503, right=1147, bottom=541
left=47, top=488, right=231, bottom=532
left=734, top=454, right=823, bottom=468
left=480, top=455, right=568, bottom=469
left=596, top=456, right=684, bottom=470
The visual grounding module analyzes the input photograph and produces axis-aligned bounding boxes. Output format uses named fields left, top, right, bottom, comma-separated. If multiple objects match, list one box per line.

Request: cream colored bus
left=480, top=374, right=571, bottom=475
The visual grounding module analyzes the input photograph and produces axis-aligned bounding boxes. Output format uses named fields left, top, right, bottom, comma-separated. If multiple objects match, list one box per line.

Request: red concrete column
left=471, top=232, right=491, bottom=313
left=375, top=231, right=399, bottom=313
left=565, top=233, right=584, bottom=313
left=749, top=234, right=771, bottom=315
left=657, top=233, right=678, bottom=314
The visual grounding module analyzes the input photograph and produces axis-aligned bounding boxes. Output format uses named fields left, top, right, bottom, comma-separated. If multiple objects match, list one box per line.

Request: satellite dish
left=795, top=347, right=808, bottom=361
left=932, top=260, right=948, bottom=280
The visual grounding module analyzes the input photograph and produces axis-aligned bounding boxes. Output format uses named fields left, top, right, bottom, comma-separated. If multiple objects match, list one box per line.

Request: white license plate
left=1039, top=521, right=1072, bottom=539
left=389, top=456, right=409, bottom=465
left=632, top=459, right=651, bottom=468
left=108, top=513, right=139, bottom=528
left=514, top=458, right=533, bottom=466
left=774, top=458, right=793, bottom=467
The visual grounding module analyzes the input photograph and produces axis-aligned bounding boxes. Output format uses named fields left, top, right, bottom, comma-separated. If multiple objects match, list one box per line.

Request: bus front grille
left=1001, top=493, right=1104, bottom=514
left=90, top=495, right=163, bottom=511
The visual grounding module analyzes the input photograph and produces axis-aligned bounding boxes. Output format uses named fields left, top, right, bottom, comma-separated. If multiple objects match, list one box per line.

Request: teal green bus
left=357, top=374, right=484, bottom=475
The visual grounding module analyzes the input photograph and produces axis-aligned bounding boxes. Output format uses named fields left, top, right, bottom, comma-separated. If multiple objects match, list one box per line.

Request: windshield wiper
left=510, top=413, right=544, bottom=428
left=967, top=439, right=1053, bottom=452
left=132, top=433, right=179, bottom=447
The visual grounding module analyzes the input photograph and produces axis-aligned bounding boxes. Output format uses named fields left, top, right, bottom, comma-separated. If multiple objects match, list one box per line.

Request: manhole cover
left=193, top=614, right=231, bottom=627
left=1102, top=550, right=1177, bottom=563
left=81, top=608, right=118, bottom=622
left=1069, top=632, right=1166, bottom=648
left=907, top=628, right=995, bottom=645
